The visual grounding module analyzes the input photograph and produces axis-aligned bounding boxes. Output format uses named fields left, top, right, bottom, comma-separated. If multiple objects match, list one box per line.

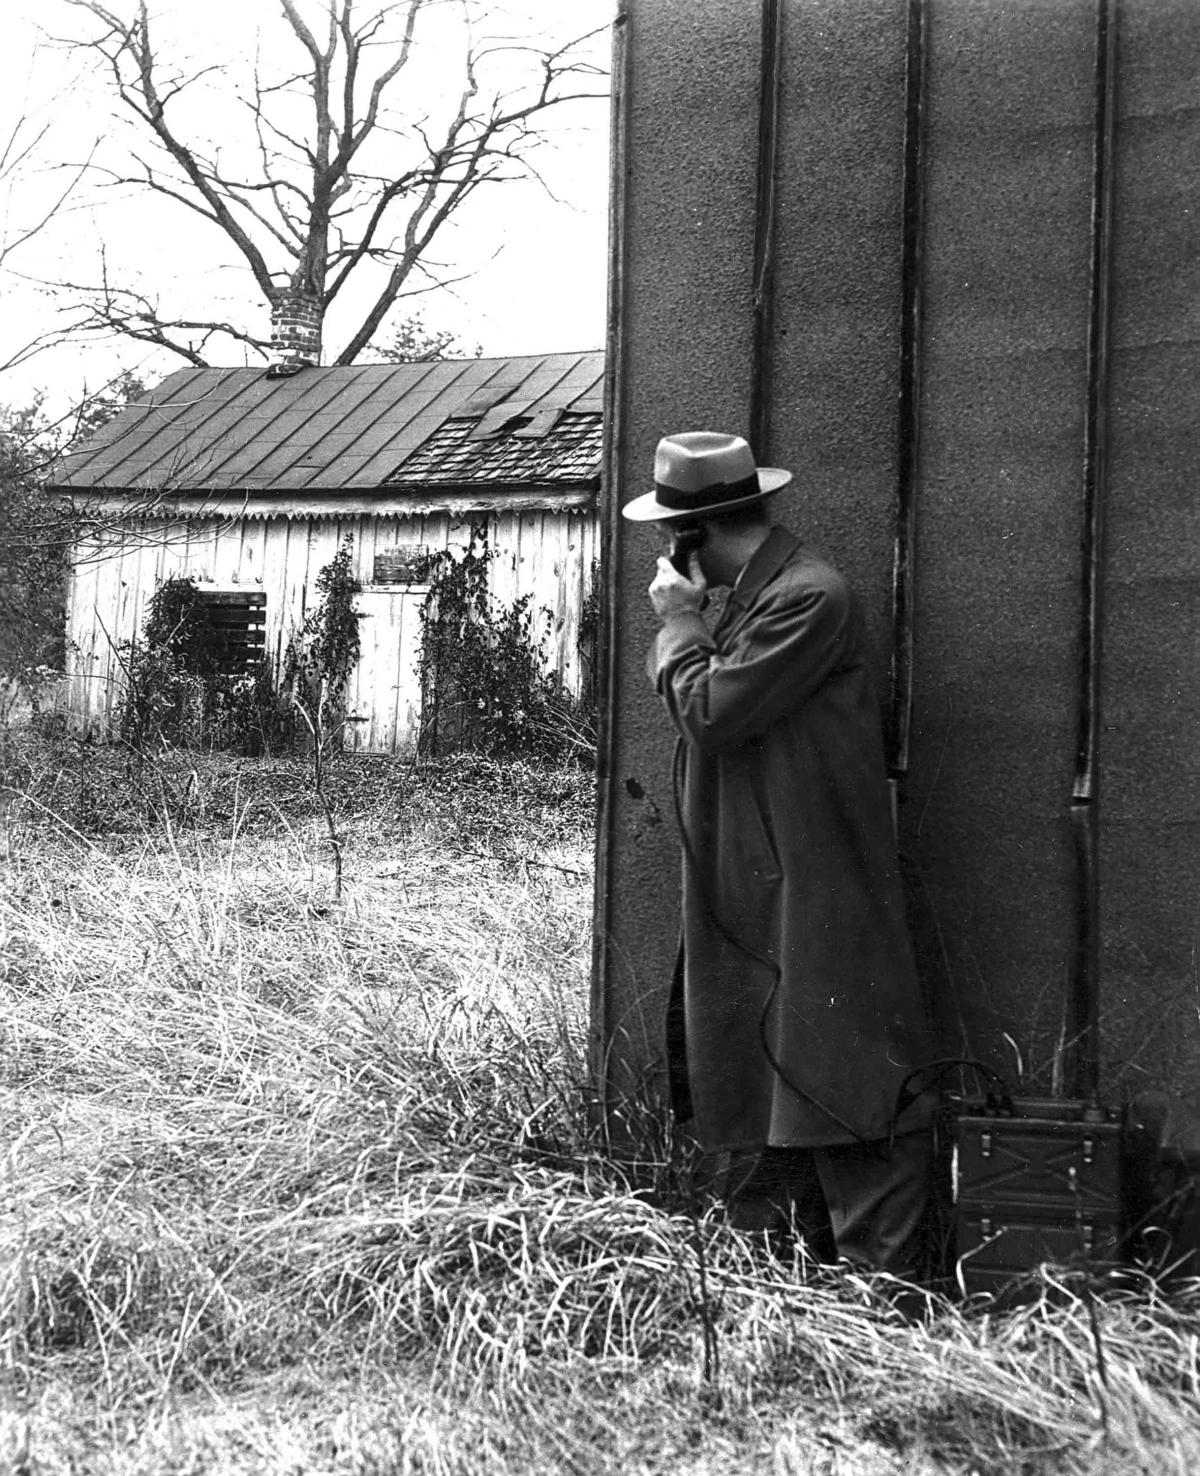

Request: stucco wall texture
left=595, top=0, right=1200, bottom=1123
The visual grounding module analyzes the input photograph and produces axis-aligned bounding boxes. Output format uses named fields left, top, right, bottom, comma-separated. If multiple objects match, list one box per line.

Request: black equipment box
left=953, top=1096, right=1125, bottom=1296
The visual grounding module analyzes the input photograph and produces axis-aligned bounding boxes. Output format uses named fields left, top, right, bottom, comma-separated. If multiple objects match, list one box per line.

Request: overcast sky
left=0, top=0, right=612, bottom=414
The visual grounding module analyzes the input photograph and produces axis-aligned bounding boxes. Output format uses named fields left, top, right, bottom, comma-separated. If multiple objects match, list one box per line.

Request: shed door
left=344, top=586, right=427, bottom=754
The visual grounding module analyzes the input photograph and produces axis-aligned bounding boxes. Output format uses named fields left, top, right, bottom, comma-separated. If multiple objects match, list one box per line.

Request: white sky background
left=0, top=0, right=613, bottom=415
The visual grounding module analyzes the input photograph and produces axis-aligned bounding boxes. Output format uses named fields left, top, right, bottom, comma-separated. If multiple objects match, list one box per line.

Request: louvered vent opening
left=197, top=590, right=267, bottom=675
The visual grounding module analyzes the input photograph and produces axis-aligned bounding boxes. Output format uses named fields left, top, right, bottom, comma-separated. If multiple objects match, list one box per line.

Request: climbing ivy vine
left=415, top=523, right=595, bottom=762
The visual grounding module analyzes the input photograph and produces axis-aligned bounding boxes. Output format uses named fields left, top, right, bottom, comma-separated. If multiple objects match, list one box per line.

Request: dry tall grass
left=2, top=744, right=1199, bottom=1475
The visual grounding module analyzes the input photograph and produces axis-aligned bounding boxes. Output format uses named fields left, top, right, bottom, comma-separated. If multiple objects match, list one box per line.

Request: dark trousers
left=724, top=1131, right=933, bottom=1279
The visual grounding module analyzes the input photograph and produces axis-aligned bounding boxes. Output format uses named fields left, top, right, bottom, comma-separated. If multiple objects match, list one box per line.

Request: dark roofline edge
left=60, top=478, right=599, bottom=500
left=62, top=487, right=598, bottom=520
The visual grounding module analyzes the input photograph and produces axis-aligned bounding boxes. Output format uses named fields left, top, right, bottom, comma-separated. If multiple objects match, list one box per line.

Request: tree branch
left=41, top=268, right=271, bottom=367
left=63, top=0, right=281, bottom=303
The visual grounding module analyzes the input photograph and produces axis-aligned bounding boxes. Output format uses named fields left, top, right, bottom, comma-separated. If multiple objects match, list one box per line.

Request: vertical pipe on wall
left=1068, top=0, right=1118, bottom=1103
left=589, top=3, right=631, bottom=1126
left=749, top=0, right=784, bottom=460
left=888, top=0, right=929, bottom=783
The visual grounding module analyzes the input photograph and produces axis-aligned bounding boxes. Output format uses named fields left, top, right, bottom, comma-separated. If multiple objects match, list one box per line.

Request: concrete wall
left=595, top=0, right=1200, bottom=1122
left=1102, top=0, right=1200, bottom=1101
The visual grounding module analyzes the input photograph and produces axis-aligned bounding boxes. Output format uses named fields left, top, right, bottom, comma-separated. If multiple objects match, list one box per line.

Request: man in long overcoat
left=623, top=431, right=935, bottom=1277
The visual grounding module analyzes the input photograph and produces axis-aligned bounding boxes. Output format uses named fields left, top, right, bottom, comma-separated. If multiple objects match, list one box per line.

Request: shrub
left=281, top=537, right=364, bottom=750
left=1, top=376, right=150, bottom=719
left=0, top=402, right=73, bottom=714
left=117, top=577, right=286, bottom=755
left=416, top=524, right=596, bottom=763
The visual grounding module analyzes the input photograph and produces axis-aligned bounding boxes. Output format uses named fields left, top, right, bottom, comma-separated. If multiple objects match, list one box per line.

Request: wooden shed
left=53, top=351, right=603, bottom=753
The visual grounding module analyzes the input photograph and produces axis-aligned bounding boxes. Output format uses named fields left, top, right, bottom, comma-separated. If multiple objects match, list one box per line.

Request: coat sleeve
left=650, top=573, right=853, bottom=753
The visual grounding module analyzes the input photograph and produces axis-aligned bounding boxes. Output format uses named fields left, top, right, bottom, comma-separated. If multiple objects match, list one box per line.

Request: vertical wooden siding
left=64, top=509, right=598, bottom=752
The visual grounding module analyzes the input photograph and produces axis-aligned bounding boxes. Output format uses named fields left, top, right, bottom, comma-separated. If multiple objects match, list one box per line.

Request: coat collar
left=718, top=525, right=799, bottom=627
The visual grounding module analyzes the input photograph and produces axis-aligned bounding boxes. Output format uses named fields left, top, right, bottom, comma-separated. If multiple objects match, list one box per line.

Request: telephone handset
left=668, top=521, right=706, bottom=579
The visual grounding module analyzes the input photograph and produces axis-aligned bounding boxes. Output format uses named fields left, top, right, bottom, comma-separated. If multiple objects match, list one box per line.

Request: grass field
left=2, top=743, right=1199, bottom=1475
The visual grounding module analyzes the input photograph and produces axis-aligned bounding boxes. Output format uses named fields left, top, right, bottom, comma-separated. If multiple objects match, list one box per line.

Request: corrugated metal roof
left=52, top=351, right=604, bottom=498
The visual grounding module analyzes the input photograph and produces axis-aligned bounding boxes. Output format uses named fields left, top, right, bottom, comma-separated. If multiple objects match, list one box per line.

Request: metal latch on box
left=978, top=1216, right=1095, bottom=1252
left=978, top=1130, right=1094, bottom=1164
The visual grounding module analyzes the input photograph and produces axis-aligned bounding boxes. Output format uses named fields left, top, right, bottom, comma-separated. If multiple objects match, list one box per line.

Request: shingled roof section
left=52, top=351, right=604, bottom=498
left=387, top=412, right=603, bottom=488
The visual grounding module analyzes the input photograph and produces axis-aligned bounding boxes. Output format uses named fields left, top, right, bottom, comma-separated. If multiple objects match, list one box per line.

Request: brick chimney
left=268, top=288, right=323, bottom=370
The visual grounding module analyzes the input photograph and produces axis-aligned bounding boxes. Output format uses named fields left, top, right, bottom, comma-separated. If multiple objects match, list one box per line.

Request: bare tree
left=0, top=109, right=100, bottom=374
left=49, top=0, right=607, bottom=365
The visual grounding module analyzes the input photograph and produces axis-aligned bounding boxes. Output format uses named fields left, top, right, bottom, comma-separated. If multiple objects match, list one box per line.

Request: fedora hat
left=621, top=431, right=792, bottom=523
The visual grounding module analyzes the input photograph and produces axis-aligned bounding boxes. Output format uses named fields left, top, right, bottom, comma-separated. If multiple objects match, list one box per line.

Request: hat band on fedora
left=653, top=471, right=761, bottom=512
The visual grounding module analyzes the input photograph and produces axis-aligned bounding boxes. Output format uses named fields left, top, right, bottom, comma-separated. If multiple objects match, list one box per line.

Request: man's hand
left=649, top=552, right=707, bottom=620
